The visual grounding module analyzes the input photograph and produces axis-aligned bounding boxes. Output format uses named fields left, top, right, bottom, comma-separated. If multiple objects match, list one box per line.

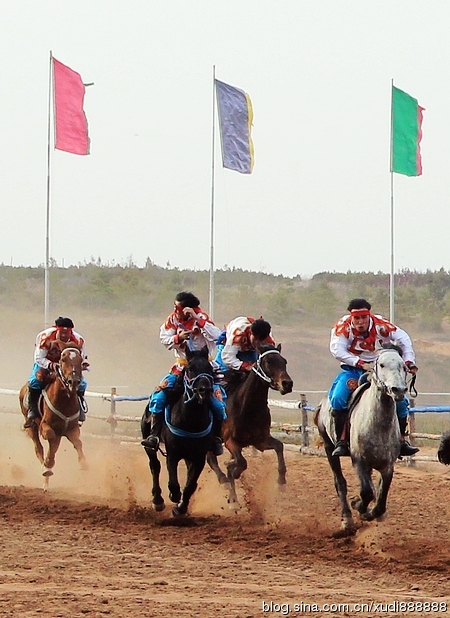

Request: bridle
left=56, top=348, right=82, bottom=393
left=183, top=372, right=214, bottom=404
left=252, top=349, right=282, bottom=389
left=371, top=351, right=408, bottom=398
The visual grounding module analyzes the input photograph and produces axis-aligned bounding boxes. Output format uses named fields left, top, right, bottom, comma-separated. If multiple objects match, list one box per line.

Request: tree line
left=1, top=261, right=449, bottom=332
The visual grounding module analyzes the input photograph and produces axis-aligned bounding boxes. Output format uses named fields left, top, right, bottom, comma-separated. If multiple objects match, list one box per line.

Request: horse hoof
left=172, top=505, right=187, bottom=517
left=42, top=468, right=53, bottom=477
left=153, top=502, right=166, bottom=512
left=80, top=462, right=89, bottom=471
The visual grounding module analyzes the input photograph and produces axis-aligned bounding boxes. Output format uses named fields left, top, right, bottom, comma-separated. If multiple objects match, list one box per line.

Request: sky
left=2, top=1, right=450, bottom=279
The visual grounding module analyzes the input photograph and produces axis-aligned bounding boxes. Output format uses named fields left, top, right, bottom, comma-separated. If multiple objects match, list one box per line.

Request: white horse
left=315, top=344, right=408, bottom=534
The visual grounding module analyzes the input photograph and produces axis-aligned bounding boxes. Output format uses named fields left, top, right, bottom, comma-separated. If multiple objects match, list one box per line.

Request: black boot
left=211, top=419, right=223, bottom=456
left=331, top=409, right=350, bottom=457
left=141, top=413, right=164, bottom=450
left=398, top=415, right=419, bottom=457
left=24, top=387, right=41, bottom=428
left=77, top=391, right=88, bottom=423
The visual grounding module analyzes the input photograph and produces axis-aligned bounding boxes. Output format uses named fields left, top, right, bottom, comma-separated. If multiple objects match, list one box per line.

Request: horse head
left=372, top=344, right=408, bottom=402
left=253, top=342, right=293, bottom=395
left=58, top=347, right=83, bottom=393
left=184, top=346, right=214, bottom=404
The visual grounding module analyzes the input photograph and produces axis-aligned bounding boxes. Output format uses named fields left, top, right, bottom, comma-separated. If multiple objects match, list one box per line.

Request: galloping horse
left=207, top=341, right=293, bottom=507
left=19, top=344, right=87, bottom=489
left=141, top=346, right=215, bottom=516
left=315, top=344, right=408, bottom=534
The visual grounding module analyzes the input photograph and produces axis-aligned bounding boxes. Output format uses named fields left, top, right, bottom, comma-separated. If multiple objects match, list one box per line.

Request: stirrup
left=211, top=438, right=223, bottom=456
left=141, top=436, right=159, bottom=450
left=332, top=441, right=350, bottom=457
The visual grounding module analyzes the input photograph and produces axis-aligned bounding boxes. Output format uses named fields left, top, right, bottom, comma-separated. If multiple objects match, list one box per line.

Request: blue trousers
left=149, top=373, right=227, bottom=421
left=29, top=363, right=87, bottom=393
left=329, top=365, right=409, bottom=418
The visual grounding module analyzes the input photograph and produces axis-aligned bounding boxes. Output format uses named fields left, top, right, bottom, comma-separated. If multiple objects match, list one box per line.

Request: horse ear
left=185, top=347, right=194, bottom=361
left=276, top=343, right=282, bottom=353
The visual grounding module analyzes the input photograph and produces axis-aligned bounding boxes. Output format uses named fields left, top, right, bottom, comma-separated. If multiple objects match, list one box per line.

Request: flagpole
left=389, top=78, right=395, bottom=323
left=44, top=51, right=53, bottom=327
left=209, top=65, right=216, bottom=318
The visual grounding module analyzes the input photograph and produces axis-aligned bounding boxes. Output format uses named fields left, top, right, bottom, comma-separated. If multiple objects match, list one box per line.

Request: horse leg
left=172, top=457, right=206, bottom=517
left=166, top=453, right=182, bottom=504
left=224, top=439, right=247, bottom=508
left=65, top=427, right=88, bottom=471
left=39, top=424, right=61, bottom=477
left=351, top=459, right=375, bottom=516
left=206, top=451, right=229, bottom=485
left=145, top=448, right=165, bottom=511
left=262, top=436, right=287, bottom=486
left=324, top=441, right=356, bottom=533
left=364, top=466, right=394, bottom=521
left=27, top=425, right=45, bottom=466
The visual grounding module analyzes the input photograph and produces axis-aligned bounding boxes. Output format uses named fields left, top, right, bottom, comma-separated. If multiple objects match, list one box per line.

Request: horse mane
left=377, top=342, right=403, bottom=356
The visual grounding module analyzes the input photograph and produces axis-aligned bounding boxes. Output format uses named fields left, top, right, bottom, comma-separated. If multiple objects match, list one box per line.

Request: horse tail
left=438, top=431, right=450, bottom=465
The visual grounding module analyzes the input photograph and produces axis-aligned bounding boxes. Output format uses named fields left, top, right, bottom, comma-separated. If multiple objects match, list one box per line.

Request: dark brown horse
left=207, top=342, right=293, bottom=507
left=19, top=345, right=87, bottom=490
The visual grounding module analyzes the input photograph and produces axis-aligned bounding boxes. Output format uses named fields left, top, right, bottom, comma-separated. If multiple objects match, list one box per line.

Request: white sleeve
left=221, top=341, right=243, bottom=370
left=34, top=335, right=51, bottom=369
left=391, top=327, right=415, bottom=364
left=329, top=330, right=359, bottom=367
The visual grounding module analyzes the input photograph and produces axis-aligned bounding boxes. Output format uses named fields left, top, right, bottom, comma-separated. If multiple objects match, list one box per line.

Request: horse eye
left=379, top=363, right=384, bottom=368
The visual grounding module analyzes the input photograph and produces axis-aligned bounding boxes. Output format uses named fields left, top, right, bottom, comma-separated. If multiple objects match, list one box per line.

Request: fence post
left=107, top=387, right=118, bottom=436
left=299, top=393, right=309, bottom=447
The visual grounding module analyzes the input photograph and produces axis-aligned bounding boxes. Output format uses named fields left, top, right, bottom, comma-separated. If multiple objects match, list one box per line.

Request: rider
left=24, top=317, right=90, bottom=428
left=217, top=316, right=275, bottom=371
left=141, top=292, right=226, bottom=455
left=329, top=298, right=419, bottom=458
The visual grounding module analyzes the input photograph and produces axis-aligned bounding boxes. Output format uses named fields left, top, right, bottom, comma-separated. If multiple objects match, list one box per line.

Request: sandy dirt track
left=0, top=410, right=450, bottom=618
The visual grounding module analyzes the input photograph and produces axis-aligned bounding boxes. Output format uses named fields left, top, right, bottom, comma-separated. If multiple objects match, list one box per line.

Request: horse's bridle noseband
left=183, top=372, right=214, bottom=403
left=252, top=349, right=282, bottom=389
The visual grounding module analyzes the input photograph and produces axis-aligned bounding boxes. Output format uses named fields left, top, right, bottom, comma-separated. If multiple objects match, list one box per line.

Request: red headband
left=350, top=309, right=370, bottom=316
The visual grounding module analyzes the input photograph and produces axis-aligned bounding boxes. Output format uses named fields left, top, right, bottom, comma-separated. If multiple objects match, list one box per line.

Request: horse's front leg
left=39, top=423, right=61, bottom=476
left=144, top=448, right=165, bottom=511
left=351, top=458, right=375, bottom=517
left=27, top=424, right=45, bottom=466
left=224, top=438, right=247, bottom=508
left=173, top=456, right=206, bottom=517
left=323, top=440, right=356, bottom=534
left=365, top=465, right=394, bottom=521
left=206, top=451, right=229, bottom=485
left=166, top=453, right=182, bottom=505
left=65, top=427, right=88, bottom=471
left=262, top=435, right=287, bottom=485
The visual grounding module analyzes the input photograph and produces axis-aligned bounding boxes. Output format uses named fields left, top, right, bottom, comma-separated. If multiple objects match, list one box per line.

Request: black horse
left=141, top=346, right=215, bottom=516
left=207, top=342, right=293, bottom=507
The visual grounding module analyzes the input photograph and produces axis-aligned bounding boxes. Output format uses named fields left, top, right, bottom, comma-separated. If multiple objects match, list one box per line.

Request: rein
left=252, top=349, right=281, bottom=387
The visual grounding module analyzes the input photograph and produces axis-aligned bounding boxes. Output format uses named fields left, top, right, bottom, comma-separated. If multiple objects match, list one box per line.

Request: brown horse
left=19, top=345, right=87, bottom=489
left=207, top=342, right=293, bottom=507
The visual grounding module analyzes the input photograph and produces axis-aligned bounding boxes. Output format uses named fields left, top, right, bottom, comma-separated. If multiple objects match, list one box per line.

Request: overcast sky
left=2, top=1, right=450, bottom=278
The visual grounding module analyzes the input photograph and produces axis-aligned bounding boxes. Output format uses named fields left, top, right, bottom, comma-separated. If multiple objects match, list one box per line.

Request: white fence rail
left=2, top=387, right=448, bottom=460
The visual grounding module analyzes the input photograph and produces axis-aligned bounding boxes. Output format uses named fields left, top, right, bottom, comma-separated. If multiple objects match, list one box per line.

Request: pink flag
left=53, top=57, right=90, bottom=155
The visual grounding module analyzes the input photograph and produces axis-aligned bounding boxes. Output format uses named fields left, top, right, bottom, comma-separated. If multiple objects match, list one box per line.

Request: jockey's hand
left=48, top=361, right=58, bottom=373
left=178, top=330, right=191, bottom=342
left=357, top=361, right=373, bottom=372
left=406, top=362, right=418, bottom=375
left=241, top=361, right=254, bottom=372
left=182, top=307, right=196, bottom=319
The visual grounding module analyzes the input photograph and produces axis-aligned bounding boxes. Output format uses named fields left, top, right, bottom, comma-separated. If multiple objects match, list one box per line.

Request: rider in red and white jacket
left=219, top=316, right=275, bottom=371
